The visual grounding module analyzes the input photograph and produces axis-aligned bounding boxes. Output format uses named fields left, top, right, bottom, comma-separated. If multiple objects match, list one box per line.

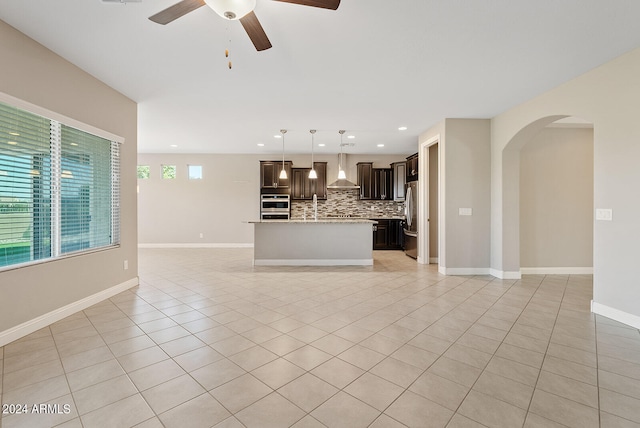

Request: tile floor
left=1, top=248, right=640, bottom=427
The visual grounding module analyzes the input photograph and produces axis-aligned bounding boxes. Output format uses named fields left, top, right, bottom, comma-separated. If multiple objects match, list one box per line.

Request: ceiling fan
left=149, top=0, right=341, bottom=51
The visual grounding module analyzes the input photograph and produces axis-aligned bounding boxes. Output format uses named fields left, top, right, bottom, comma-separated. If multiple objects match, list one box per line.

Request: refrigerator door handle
left=405, top=185, right=413, bottom=228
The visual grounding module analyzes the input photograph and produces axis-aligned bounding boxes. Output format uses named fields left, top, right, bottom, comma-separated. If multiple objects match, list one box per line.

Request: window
left=0, top=100, right=120, bottom=269
left=162, top=165, right=176, bottom=179
left=188, top=165, right=203, bottom=180
left=137, top=165, right=150, bottom=179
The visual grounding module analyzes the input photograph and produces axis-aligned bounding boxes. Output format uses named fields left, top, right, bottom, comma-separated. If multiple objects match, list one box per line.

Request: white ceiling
left=1, top=0, right=640, bottom=155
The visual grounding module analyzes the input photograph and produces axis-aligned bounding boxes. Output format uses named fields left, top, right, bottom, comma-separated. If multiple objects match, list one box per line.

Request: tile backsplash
left=291, top=189, right=404, bottom=218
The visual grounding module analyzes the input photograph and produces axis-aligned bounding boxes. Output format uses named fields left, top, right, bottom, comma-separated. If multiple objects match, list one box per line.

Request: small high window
left=188, top=165, right=203, bottom=180
left=137, top=165, right=150, bottom=179
left=162, top=165, right=176, bottom=179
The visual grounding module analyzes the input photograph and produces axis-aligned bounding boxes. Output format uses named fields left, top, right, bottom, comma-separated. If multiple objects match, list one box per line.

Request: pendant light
left=338, top=130, right=347, bottom=180
left=309, top=130, right=318, bottom=179
left=279, top=129, right=288, bottom=179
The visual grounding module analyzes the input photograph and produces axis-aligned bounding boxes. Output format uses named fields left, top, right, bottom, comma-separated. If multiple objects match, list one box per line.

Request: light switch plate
left=459, top=208, right=473, bottom=216
left=596, top=208, right=613, bottom=221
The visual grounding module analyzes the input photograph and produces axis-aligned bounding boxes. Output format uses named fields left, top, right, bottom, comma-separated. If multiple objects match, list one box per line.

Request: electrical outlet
left=123, top=260, right=128, bottom=270
left=596, top=209, right=613, bottom=221
left=199, top=233, right=204, bottom=238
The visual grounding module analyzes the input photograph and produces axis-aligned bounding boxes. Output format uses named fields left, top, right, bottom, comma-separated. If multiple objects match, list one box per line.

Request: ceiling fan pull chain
left=226, top=23, right=232, bottom=69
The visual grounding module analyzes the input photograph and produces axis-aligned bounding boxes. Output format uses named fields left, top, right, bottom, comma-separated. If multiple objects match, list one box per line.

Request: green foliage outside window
left=162, top=165, right=176, bottom=179
left=137, top=165, right=150, bottom=179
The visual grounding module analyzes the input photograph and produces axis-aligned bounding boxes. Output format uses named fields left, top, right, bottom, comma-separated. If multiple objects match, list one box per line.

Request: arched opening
left=500, top=115, right=594, bottom=275
left=519, top=118, right=594, bottom=274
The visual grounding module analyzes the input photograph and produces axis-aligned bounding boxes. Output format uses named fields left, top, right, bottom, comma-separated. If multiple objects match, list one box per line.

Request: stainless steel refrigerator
left=403, top=181, right=418, bottom=259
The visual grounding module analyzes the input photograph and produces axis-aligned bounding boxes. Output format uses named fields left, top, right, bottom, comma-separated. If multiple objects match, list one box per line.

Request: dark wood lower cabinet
left=372, top=219, right=403, bottom=250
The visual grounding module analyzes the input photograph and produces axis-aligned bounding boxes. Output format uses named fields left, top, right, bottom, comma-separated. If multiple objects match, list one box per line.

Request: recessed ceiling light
left=9, top=132, right=19, bottom=136
left=170, top=144, right=178, bottom=148
left=318, top=143, right=325, bottom=147
left=274, top=135, right=282, bottom=139
left=70, top=143, right=78, bottom=146
left=398, top=126, right=408, bottom=131
left=7, top=141, right=18, bottom=145
left=257, top=143, right=265, bottom=147
left=347, top=135, right=355, bottom=139
left=377, top=144, right=385, bottom=147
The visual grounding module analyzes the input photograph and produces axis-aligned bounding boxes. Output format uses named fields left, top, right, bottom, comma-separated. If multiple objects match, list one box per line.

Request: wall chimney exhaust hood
left=327, top=178, right=360, bottom=189
left=328, top=136, right=359, bottom=189
left=327, top=153, right=359, bottom=189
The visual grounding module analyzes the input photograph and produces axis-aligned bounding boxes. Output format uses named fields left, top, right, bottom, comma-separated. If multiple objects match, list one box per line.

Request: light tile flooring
left=2, top=249, right=640, bottom=427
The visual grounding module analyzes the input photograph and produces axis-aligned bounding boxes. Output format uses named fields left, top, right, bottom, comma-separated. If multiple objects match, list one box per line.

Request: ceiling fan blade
left=240, top=11, right=273, bottom=51
left=271, top=0, right=340, bottom=10
left=149, top=0, right=206, bottom=25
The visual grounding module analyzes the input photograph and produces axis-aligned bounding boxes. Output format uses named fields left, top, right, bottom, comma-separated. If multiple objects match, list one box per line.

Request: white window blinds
left=0, top=101, right=120, bottom=269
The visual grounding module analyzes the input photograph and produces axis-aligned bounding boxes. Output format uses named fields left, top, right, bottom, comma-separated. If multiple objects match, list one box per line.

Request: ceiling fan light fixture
left=204, top=0, right=256, bottom=20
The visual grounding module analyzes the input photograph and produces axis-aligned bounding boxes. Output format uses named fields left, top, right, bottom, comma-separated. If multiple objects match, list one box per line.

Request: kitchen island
left=250, top=219, right=376, bottom=266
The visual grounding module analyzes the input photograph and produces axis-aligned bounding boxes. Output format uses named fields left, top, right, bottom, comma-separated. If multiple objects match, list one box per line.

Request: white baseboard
left=489, top=268, right=522, bottom=280
left=438, top=266, right=447, bottom=275
left=429, top=257, right=439, bottom=264
left=442, top=267, right=491, bottom=276
left=138, top=243, right=254, bottom=249
left=591, top=301, right=640, bottom=329
left=254, top=259, right=373, bottom=266
left=521, top=267, right=593, bottom=275
left=0, top=277, right=139, bottom=347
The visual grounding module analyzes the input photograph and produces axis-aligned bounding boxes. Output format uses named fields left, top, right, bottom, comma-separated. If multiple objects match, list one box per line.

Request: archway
left=519, top=118, right=594, bottom=274
left=498, top=114, right=595, bottom=277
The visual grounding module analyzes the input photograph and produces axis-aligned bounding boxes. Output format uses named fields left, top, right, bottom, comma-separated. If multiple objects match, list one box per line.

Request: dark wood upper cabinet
left=312, top=162, right=327, bottom=199
left=406, top=153, right=418, bottom=182
left=392, top=161, right=406, bottom=201
left=291, top=162, right=327, bottom=200
left=260, top=161, right=292, bottom=191
left=373, top=168, right=393, bottom=200
left=359, top=163, right=395, bottom=200
left=357, top=162, right=373, bottom=200
left=291, top=169, right=311, bottom=200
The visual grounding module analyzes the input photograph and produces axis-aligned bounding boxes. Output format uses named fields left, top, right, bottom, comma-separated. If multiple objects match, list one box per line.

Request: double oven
left=260, top=194, right=290, bottom=220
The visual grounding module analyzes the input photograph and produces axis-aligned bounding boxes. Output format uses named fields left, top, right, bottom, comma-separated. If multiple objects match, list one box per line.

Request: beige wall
left=519, top=127, right=594, bottom=268
left=0, top=20, right=138, bottom=335
left=491, top=46, right=640, bottom=324
left=137, top=153, right=407, bottom=245
left=429, top=144, right=439, bottom=259
left=418, top=119, right=491, bottom=273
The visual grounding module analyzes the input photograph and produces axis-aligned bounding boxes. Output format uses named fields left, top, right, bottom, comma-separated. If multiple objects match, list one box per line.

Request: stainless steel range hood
left=327, top=178, right=360, bottom=189
left=327, top=152, right=359, bottom=189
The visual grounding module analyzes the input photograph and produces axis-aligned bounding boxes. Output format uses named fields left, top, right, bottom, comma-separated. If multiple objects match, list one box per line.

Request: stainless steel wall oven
left=261, top=194, right=290, bottom=220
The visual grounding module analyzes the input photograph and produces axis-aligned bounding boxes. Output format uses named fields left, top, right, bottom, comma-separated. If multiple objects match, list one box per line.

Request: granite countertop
left=249, top=219, right=377, bottom=224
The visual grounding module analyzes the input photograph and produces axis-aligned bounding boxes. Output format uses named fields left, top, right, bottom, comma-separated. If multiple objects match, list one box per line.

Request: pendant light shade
left=279, top=129, right=288, bottom=180
left=338, top=130, right=346, bottom=179
left=309, top=130, right=317, bottom=179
